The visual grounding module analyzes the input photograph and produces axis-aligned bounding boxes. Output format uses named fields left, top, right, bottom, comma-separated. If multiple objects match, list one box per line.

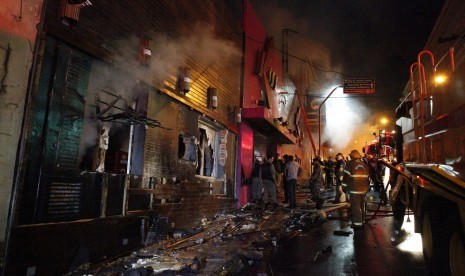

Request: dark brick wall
left=10, top=1, right=241, bottom=271
left=152, top=197, right=236, bottom=228
left=143, top=93, right=198, bottom=182
left=43, top=0, right=242, bottom=130
left=141, top=91, right=238, bottom=227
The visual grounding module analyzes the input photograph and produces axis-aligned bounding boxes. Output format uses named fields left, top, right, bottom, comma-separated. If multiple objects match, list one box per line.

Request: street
left=264, top=191, right=426, bottom=276
left=71, top=189, right=427, bottom=276
left=269, top=214, right=424, bottom=275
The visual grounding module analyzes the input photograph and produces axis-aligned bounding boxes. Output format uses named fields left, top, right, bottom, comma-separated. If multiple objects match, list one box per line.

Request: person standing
left=251, top=157, right=263, bottom=203
left=273, top=154, right=284, bottom=195
left=333, top=153, right=346, bottom=203
left=325, top=156, right=336, bottom=190
left=261, top=155, right=278, bottom=211
left=343, top=149, right=370, bottom=228
left=308, top=157, right=325, bottom=209
left=282, top=154, right=290, bottom=203
left=284, top=155, right=298, bottom=208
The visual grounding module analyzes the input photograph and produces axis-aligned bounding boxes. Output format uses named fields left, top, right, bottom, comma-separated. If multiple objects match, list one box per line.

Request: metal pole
left=318, top=86, right=342, bottom=158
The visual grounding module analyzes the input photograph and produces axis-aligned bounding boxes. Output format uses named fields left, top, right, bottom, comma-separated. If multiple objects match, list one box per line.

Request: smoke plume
left=78, top=23, right=241, bottom=166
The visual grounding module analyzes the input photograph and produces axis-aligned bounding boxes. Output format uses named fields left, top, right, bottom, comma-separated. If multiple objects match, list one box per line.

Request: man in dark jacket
left=333, top=153, right=346, bottom=203
left=309, top=157, right=324, bottom=209
left=343, top=149, right=370, bottom=228
left=284, top=155, right=298, bottom=208
left=261, top=155, right=278, bottom=211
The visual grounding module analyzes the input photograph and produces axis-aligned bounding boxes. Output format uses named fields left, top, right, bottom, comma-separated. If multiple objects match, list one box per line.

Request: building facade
left=0, top=0, right=312, bottom=273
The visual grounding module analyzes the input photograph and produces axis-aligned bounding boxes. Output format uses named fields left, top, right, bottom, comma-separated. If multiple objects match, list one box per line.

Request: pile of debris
left=69, top=205, right=330, bottom=275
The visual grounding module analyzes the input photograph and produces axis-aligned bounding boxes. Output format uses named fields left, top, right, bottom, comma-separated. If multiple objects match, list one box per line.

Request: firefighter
left=343, top=149, right=370, bottom=228
left=325, top=156, right=336, bottom=190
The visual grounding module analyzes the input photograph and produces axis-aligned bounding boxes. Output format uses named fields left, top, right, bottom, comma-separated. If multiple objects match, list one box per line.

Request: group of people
left=250, top=154, right=300, bottom=211
left=310, top=150, right=371, bottom=227
left=300, top=149, right=372, bottom=228
left=249, top=150, right=374, bottom=228
left=306, top=152, right=347, bottom=209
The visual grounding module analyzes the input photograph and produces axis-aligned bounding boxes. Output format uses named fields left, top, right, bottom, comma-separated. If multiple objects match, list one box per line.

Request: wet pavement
left=267, top=190, right=426, bottom=276
left=268, top=212, right=425, bottom=275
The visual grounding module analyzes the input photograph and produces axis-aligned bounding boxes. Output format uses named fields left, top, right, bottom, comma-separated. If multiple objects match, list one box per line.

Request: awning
left=242, top=107, right=296, bottom=144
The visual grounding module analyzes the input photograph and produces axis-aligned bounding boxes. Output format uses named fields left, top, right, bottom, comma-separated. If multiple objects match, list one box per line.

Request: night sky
left=250, top=0, right=444, bottom=119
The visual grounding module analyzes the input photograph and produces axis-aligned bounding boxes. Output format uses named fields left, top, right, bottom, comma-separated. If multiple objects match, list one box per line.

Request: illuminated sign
left=343, top=78, right=375, bottom=94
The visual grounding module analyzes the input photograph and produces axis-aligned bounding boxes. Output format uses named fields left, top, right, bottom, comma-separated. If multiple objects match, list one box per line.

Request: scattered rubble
left=68, top=202, right=341, bottom=275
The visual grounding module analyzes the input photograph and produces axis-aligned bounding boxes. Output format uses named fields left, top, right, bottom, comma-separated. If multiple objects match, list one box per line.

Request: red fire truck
left=363, top=130, right=396, bottom=160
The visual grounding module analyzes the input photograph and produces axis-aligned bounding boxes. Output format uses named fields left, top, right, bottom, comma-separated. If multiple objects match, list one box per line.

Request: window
left=197, top=119, right=227, bottom=179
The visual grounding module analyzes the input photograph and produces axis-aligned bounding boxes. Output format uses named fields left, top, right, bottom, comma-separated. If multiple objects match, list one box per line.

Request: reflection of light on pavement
left=397, top=216, right=423, bottom=254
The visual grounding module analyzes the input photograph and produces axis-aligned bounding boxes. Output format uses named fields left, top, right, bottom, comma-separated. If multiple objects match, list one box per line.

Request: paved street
left=266, top=190, right=426, bottom=276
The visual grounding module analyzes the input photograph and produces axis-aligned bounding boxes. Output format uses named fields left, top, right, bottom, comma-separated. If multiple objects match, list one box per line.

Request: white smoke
left=110, top=23, right=241, bottom=89
left=322, top=89, right=395, bottom=155
left=78, top=23, right=241, bottom=167
left=323, top=89, right=369, bottom=154
left=249, top=1, right=381, bottom=156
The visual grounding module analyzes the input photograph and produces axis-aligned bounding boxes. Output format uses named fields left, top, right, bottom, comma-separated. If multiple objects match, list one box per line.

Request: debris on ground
left=69, top=196, right=346, bottom=275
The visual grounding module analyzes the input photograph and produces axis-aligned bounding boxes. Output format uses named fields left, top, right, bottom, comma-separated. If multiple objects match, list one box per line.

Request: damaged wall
left=0, top=0, right=45, bottom=248
left=3, top=0, right=242, bottom=271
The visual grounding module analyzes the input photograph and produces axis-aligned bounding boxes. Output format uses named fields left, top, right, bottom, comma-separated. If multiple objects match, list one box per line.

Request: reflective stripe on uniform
left=344, top=174, right=369, bottom=178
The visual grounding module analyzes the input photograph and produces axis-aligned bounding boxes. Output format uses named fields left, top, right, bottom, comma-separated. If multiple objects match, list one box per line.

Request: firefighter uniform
left=343, top=150, right=370, bottom=228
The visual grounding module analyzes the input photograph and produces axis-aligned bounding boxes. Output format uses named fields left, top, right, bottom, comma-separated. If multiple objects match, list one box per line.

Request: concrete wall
left=0, top=0, right=44, bottom=246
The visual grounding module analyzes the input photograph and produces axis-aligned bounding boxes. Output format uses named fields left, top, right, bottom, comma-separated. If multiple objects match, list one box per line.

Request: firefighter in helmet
left=333, top=153, right=346, bottom=203
left=343, top=149, right=370, bottom=228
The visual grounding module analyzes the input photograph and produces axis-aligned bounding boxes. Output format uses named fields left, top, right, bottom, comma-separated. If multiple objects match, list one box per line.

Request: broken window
left=178, top=133, right=197, bottom=162
left=196, top=119, right=227, bottom=179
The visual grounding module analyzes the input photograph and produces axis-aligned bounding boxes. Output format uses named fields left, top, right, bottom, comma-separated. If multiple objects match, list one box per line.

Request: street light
left=318, top=86, right=343, bottom=158
left=434, top=74, right=447, bottom=85
left=380, top=117, right=389, bottom=125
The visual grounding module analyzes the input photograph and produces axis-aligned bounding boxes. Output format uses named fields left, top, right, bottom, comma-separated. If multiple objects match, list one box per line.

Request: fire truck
left=363, top=130, right=396, bottom=191
left=363, top=130, right=396, bottom=160
left=393, top=1, right=465, bottom=275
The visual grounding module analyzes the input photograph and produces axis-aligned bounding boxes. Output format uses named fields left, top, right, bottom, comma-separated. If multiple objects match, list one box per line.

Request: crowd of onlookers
left=248, top=151, right=392, bottom=213
left=250, top=154, right=300, bottom=211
